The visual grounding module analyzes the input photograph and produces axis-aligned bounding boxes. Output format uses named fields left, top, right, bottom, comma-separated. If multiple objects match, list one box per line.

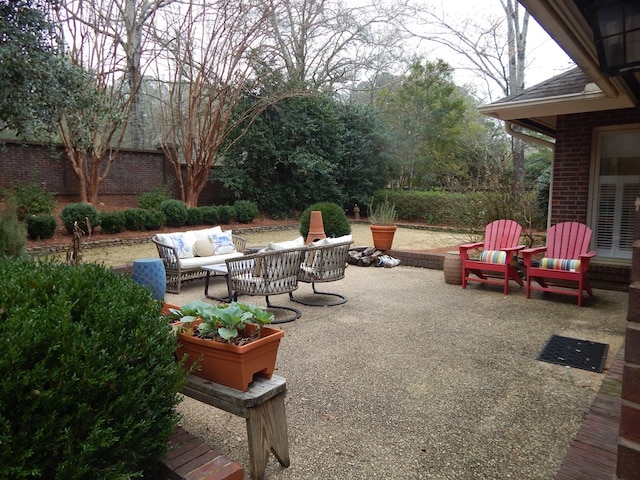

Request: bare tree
left=119, top=0, right=175, bottom=147
left=154, top=0, right=274, bottom=207
left=407, top=0, right=531, bottom=192
left=52, top=0, right=173, bottom=204
left=263, top=0, right=411, bottom=92
left=61, top=0, right=174, bottom=148
left=55, top=1, right=133, bottom=205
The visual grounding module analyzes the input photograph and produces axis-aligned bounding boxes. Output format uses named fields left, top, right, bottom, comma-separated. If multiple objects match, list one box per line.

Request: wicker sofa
left=152, top=226, right=246, bottom=293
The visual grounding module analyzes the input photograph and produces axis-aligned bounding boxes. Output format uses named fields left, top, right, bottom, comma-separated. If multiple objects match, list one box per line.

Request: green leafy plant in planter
left=166, top=300, right=274, bottom=344
left=165, top=300, right=283, bottom=391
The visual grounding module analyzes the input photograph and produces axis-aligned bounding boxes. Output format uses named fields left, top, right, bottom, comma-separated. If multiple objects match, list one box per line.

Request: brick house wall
left=553, top=106, right=640, bottom=224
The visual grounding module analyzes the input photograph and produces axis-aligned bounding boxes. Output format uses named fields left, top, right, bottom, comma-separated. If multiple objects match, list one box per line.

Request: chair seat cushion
left=540, top=257, right=581, bottom=272
left=479, top=250, right=508, bottom=264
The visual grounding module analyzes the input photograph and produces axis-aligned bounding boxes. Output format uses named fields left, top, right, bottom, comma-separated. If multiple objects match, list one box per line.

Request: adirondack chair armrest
left=579, top=251, right=597, bottom=270
left=521, top=246, right=547, bottom=267
left=502, top=245, right=526, bottom=254
left=459, top=242, right=484, bottom=260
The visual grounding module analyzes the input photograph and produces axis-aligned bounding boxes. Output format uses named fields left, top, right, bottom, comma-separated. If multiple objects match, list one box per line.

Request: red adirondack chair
left=458, top=219, right=525, bottom=295
left=521, top=221, right=596, bottom=306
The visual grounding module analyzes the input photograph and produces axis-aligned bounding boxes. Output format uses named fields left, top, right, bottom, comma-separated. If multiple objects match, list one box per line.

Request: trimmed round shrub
left=0, top=258, right=186, bottom=478
left=217, top=205, right=235, bottom=224
left=199, top=206, right=219, bottom=225
left=26, top=214, right=57, bottom=240
left=144, top=209, right=166, bottom=230
left=186, top=207, right=204, bottom=226
left=123, top=208, right=148, bottom=231
left=160, top=200, right=188, bottom=228
left=99, top=211, right=126, bottom=234
left=300, top=202, right=351, bottom=239
left=61, top=203, right=99, bottom=234
left=233, top=200, right=259, bottom=224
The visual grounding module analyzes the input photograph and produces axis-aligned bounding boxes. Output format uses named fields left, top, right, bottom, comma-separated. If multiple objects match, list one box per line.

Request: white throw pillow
left=191, top=226, right=223, bottom=243
left=211, top=230, right=236, bottom=255
left=169, top=233, right=194, bottom=259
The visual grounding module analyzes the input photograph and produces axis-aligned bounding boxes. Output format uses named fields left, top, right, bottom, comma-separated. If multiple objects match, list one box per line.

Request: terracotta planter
left=175, top=323, right=284, bottom=391
left=370, top=225, right=397, bottom=251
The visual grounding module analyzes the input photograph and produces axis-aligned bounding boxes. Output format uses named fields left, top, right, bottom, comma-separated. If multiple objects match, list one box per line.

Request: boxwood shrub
left=98, top=211, right=126, bottom=234
left=0, top=258, right=186, bottom=479
left=233, top=200, right=259, bottom=224
left=217, top=204, right=235, bottom=224
left=26, top=214, right=57, bottom=240
left=300, top=202, right=351, bottom=239
left=186, top=207, right=204, bottom=226
left=159, top=199, right=188, bottom=228
left=199, top=206, right=219, bottom=225
left=61, top=203, right=99, bottom=234
left=143, top=209, right=166, bottom=230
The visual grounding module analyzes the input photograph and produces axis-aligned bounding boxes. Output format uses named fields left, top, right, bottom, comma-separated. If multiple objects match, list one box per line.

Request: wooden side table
left=181, top=374, right=290, bottom=480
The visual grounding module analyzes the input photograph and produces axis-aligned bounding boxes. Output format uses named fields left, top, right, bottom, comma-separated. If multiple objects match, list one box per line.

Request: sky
left=412, top=0, right=575, bottom=101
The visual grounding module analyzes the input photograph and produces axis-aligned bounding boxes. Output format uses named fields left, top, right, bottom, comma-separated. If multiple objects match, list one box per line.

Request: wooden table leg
left=245, top=391, right=290, bottom=479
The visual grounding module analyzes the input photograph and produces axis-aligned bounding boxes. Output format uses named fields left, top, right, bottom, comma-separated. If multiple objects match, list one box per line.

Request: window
left=591, top=128, right=640, bottom=260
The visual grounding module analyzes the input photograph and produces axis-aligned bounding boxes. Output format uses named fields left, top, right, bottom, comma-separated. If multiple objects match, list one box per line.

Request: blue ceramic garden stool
left=131, top=258, right=166, bottom=300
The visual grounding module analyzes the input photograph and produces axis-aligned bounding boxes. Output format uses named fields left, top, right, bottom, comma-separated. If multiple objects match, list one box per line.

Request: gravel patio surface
left=166, top=265, right=628, bottom=480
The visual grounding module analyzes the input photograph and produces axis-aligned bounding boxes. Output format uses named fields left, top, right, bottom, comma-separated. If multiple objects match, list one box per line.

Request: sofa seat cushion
left=178, top=251, right=243, bottom=271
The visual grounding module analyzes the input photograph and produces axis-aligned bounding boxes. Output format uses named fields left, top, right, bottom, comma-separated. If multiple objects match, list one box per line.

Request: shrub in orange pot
left=164, top=301, right=283, bottom=391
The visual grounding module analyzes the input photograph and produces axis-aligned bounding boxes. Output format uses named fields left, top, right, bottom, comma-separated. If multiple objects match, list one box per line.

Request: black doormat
left=537, top=335, right=609, bottom=373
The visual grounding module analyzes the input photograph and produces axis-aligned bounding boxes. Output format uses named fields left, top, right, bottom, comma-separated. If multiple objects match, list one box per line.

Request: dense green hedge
left=371, top=189, right=544, bottom=230
left=0, top=258, right=186, bottom=478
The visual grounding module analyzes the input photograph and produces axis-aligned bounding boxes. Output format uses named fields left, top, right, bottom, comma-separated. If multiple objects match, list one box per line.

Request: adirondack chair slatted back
left=522, top=221, right=596, bottom=306
left=485, top=219, right=523, bottom=250
left=545, top=222, right=593, bottom=259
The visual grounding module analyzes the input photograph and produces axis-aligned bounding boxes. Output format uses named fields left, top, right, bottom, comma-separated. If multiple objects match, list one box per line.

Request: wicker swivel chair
left=225, top=247, right=306, bottom=323
left=290, top=239, right=354, bottom=306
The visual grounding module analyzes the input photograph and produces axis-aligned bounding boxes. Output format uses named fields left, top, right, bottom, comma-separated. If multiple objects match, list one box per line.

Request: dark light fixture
left=582, top=0, right=640, bottom=76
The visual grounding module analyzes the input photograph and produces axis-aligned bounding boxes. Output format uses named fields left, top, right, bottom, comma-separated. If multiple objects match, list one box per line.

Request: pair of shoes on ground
left=375, top=255, right=401, bottom=268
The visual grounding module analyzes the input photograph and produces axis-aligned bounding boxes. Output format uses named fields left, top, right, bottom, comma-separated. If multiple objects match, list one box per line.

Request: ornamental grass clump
left=368, top=197, right=397, bottom=225
left=0, top=258, right=186, bottom=479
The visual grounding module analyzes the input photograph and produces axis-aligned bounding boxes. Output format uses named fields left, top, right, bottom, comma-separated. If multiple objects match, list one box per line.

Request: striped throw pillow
left=479, top=250, right=508, bottom=264
left=540, top=258, right=581, bottom=272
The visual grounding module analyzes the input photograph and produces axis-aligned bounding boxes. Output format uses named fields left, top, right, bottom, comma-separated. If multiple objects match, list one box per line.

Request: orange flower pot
left=175, top=324, right=284, bottom=391
left=370, top=225, right=397, bottom=251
